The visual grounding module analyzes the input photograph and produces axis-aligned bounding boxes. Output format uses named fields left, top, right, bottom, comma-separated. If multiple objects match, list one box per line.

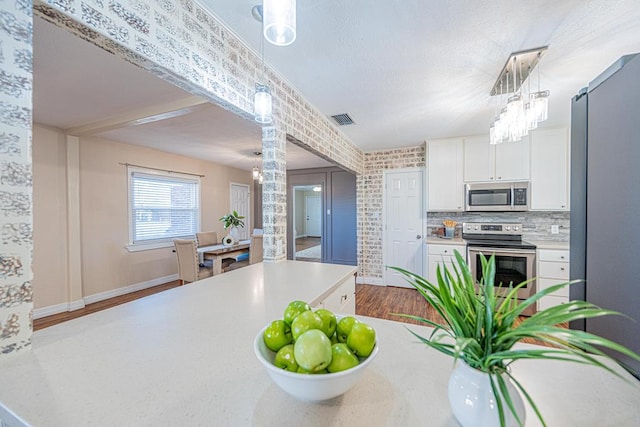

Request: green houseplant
left=219, top=210, right=245, bottom=245
left=391, top=250, right=640, bottom=427
left=219, top=210, right=245, bottom=229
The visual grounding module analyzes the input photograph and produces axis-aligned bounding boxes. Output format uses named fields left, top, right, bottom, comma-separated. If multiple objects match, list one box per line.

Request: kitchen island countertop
left=1, top=260, right=638, bottom=426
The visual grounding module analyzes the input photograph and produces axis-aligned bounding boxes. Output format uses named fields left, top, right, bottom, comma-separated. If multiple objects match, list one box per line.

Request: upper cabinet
left=464, top=135, right=530, bottom=182
left=427, top=128, right=569, bottom=212
left=530, top=128, right=570, bottom=211
left=427, top=138, right=464, bottom=211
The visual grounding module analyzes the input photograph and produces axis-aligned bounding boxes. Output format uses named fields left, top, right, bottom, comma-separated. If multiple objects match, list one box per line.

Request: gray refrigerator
left=570, top=53, right=640, bottom=379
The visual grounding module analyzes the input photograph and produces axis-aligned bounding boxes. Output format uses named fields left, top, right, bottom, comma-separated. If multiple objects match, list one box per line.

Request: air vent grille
left=330, top=113, right=355, bottom=126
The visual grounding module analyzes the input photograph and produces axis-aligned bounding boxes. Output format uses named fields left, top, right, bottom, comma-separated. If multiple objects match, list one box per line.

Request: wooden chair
left=226, top=234, right=263, bottom=271
left=173, top=239, right=213, bottom=285
left=196, top=231, right=218, bottom=247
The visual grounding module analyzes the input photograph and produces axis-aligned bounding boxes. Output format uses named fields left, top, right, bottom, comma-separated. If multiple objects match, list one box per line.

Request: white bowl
left=253, top=322, right=378, bottom=401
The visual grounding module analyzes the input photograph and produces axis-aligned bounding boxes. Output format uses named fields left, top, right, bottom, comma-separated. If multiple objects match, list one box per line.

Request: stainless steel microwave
left=465, top=182, right=529, bottom=212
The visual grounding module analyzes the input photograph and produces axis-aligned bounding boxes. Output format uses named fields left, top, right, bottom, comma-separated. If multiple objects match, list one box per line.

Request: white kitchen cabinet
left=464, top=134, right=530, bottom=182
left=315, top=273, right=356, bottom=314
left=536, top=249, right=570, bottom=311
left=427, top=138, right=464, bottom=211
left=427, top=243, right=466, bottom=285
left=530, top=127, right=570, bottom=211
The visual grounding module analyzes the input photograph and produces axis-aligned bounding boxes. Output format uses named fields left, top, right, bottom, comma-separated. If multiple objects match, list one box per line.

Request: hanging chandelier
left=252, top=151, right=262, bottom=182
left=489, top=46, right=549, bottom=145
left=252, top=5, right=273, bottom=124
left=263, top=0, right=296, bottom=46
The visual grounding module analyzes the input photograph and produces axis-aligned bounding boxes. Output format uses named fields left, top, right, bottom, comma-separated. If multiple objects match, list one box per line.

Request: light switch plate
left=551, top=225, right=560, bottom=234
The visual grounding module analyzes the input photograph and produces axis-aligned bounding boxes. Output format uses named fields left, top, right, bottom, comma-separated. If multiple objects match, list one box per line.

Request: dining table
left=197, top=239, right=250, bottom=275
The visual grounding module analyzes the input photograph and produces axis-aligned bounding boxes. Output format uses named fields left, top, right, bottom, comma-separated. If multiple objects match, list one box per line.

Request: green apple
left=315, top=308, right=337, bottom=338
left=263, top=319, right=292, bottom=352
left=273, top=344, right=298, bottom=372
left=336, top=316, right=359, bottom=343
left=291, top=310, right=324, bottom=341
left=293, top=329, right=332, bottom=373
left=327, top=343, right=360, bottom=373
left=346, top=322, right=376, bottom=357
left=330, top=332, right=339, bottom=344
left=283, top=300, right=311, bottom=326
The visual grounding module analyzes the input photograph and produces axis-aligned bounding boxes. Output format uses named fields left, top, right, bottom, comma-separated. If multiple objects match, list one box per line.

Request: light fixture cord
left=260, top=13, right=266, bottom=83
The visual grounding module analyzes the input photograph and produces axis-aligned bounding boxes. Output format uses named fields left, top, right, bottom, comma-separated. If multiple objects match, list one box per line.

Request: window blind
left=130, top=171, right=200, bottom=244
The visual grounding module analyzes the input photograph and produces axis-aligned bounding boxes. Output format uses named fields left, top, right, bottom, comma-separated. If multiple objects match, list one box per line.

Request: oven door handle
left=468, top=247, right=536, bottom=255
left=510, top=185, right=515, bottom=209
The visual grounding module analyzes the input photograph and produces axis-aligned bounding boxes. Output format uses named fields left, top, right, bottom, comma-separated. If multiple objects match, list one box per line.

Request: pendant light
left=254, top=84, right=272, bottom=124
left=254, top=8, right=273, bottom=124
left=263, top=0, right=296, bottom=46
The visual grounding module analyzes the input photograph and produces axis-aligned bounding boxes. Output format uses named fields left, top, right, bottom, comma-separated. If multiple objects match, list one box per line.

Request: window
left=128, top=167, right=200, bottom=249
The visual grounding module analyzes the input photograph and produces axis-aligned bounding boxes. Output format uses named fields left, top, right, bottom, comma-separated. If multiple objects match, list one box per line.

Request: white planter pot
left=448, top=361, right=525, bottom=427
left=229, top=226, right=240, bottom=242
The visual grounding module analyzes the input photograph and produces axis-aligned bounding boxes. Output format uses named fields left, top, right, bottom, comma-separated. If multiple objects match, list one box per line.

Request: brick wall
left=357, top=145, right=425, bottom=283
left=0, top=0, right=33, bottom=355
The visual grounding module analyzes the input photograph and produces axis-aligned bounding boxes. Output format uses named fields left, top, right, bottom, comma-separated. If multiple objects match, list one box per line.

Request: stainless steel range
left=463, top=222, right=537, bottom=316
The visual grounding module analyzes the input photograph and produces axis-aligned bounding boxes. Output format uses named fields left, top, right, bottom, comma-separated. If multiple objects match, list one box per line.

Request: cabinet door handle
left=416, top=235, right=422, bottom=239
left=560, top=267, right=565, bottom=271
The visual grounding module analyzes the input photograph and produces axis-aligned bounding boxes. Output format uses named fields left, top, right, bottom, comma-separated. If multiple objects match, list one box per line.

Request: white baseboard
left=83, top=274, right=178, bottom=305
left=33, top=274, right=178, bottom=319
left=356, top=276, right=385, bottom=286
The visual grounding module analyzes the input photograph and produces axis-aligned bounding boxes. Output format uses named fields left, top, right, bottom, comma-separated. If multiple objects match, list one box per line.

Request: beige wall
left=32, top=123, right=254, bottom=309
left=32, top=125, right=70, bottom=309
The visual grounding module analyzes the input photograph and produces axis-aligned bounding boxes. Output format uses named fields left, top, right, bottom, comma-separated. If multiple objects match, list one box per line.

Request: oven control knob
left=505, top=225, right=511, bottom=231
left=474, top=225, right=479, bottom=230
left=513, top=226, right=519, bottom=231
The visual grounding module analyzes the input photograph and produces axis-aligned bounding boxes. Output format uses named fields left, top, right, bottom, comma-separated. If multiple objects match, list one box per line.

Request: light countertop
left=426, top=237, right=466, bottom=246
left=1, top=260, right=637, bottom=426
left=427, top=237, right=569, bottom=251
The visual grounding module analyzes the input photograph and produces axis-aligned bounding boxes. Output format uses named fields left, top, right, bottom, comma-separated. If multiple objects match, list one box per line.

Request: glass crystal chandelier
left=489, top=47, right=549, bottom=145
left=263, top=0, right=296, bottom=46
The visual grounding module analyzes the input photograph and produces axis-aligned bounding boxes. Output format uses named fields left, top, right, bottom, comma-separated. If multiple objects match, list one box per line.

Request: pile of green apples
left=263, top=300, right=376, bottom=374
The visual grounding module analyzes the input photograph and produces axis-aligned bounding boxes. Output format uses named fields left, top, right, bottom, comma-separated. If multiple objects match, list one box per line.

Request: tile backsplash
left=427, top=211, right=570, bottom=242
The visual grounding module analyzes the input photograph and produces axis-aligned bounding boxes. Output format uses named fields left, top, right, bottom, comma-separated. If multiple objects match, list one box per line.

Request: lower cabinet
left=427, top=243, right=467, bottom=285
left=315, top=274, right=356, bottom=314
left=536, top=249, right=570, bottom=311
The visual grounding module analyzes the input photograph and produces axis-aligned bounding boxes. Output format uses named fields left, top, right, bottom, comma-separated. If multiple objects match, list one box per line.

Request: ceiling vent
left=330, top=113, right=355, bottom=126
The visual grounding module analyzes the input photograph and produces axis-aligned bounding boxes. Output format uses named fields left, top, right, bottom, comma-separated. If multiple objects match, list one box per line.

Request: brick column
left=0, top=0, right=34, bottom=355
left=261, top=126, right=287, bottom=262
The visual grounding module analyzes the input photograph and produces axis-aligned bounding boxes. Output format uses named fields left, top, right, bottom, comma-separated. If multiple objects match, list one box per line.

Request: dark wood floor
left=33, top=281, right=181, bottom=331
left=295, top=236, right=321, bottom=262
left=295, top=236, right=321, bottom=252
left=34, top=280, right=556, bottom=347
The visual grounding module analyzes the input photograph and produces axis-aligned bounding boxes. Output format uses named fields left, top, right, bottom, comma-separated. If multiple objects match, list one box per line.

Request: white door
left=305, top=195, right=321, bottom=237
left=384, top=170, right=425, bottom=288
left=230, top=183, right=250, bottom=240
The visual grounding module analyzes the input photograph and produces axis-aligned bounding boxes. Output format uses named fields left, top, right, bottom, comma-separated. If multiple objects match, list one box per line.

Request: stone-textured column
left=0, top=0, right=34, bottom=355
left=261, top=126, right=287, bottom=262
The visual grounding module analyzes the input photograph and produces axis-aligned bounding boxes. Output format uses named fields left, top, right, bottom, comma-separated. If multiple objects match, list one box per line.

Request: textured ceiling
left=200, top=0, right=640, bottom=150
left=33, top=1, right=640, bottom=168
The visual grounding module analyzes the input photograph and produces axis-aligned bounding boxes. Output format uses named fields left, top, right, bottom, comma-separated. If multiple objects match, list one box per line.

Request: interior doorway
left=293, top=184, right=323, bottom=261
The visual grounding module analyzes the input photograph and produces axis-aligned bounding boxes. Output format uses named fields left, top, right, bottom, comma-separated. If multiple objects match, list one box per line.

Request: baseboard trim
left=33, top=302, right=72, bottom=319
left=83, top=274, right=179, bottom=305
left=33, top=274, right=178, bottom=319
left=356, top=276, right=385, bottom=286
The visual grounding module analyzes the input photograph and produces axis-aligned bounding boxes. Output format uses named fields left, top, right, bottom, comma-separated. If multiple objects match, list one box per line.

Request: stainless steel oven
left=463, top=222, right=537, bottom=316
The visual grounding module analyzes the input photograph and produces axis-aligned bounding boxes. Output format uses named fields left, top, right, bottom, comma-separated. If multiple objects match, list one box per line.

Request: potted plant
left=219, top=210, right=245, bottom=244
left=391, top=250, right=640, bottom=427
